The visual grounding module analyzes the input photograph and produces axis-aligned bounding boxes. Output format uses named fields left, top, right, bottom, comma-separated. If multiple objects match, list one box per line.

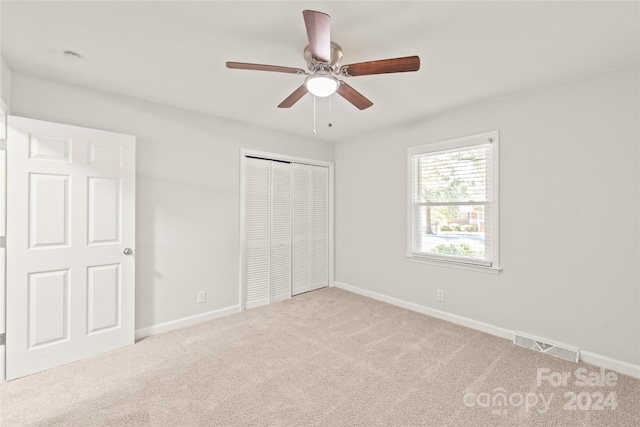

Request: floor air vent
left=513, top=333, right=579, bottom=363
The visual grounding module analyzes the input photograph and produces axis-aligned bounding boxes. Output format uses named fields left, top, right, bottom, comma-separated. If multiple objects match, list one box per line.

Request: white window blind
left=407, top=132, right=499, bottom=270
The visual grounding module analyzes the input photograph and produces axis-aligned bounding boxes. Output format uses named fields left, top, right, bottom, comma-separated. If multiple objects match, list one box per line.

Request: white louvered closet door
left=292, top=163, right=311, bottom=296
left=292, top=163, right=329, bottom=296
left=270, top=161, right=292, bottom=302
left=244, top=156, right=327, bottom=305
left=310, top=165, right=329, bottom=290
left=243, top=158, right=271, bottom=308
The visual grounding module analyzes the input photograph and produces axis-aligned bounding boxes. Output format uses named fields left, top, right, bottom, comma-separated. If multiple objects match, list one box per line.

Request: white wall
left=10, top=73, right=334, bottom=332
left=9, top=65, right=639, bottom=374
left=334, top=65, right=640, bottom=368
left=1, top=56, right=10, bottom=108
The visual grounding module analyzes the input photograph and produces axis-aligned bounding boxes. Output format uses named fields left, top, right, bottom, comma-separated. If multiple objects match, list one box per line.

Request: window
left=407, top=131, right=499, bottom=271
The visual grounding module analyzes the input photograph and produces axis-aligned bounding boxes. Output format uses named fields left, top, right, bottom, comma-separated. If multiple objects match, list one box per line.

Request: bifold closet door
left=310, top=165, right=329, bottom=291
left=292, top=164, right=311, bottom=296
left=243, top=158, right=291, bottom=309
left=243, top=158, right=271, bottom=309
left=292, top=163, right=328, bottom=296
left=270, top=161, right=292, bottom=303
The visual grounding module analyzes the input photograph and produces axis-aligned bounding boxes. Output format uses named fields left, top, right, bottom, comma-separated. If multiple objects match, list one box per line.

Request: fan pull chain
left=328, top=96, right=333, bottom=128
left=313, top=95, right=317, bottom=135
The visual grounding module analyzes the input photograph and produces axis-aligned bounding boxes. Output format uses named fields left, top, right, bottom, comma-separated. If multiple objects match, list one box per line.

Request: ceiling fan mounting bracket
left=304, top=42, right=343, bottom=74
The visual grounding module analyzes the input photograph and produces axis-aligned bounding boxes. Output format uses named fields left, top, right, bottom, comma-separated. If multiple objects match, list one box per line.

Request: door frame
left=239, top=149, right=334, bottom=310
left=0, top=99, right=7, bottom=382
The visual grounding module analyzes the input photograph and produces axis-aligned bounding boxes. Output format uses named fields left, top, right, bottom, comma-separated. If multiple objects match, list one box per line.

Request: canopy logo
left=463, top=367, right=619, bottom=416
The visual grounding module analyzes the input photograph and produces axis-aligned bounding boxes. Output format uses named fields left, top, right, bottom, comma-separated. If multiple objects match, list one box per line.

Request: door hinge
left=0, top=139, right=6, bottom=151
left=0, top=236, right=5, bottom=248
left=0, top=334, right=5, bottom=346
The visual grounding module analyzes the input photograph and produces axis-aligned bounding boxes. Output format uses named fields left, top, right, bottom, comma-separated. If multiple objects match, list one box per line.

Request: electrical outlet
left=436, top=289, right=444, bottom=302
left=197, top=291, right=206, bottom=304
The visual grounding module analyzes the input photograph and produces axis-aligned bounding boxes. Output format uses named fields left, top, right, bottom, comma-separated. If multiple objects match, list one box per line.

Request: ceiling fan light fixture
left=305, top=75, right=339, bottom=97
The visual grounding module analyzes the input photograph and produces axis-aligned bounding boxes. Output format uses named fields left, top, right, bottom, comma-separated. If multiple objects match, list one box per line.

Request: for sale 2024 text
left=537, top=367, right=618, bottom=411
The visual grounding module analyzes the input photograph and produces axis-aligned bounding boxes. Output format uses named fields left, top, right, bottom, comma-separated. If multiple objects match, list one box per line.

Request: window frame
left=406, top=131, right=500, bottom=274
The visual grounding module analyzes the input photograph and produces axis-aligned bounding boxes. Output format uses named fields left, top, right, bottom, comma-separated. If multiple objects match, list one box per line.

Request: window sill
left=406, top=255, right=502, bottom=275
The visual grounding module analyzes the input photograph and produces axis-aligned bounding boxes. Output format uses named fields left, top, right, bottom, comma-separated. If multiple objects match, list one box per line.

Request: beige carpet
left=1, top=287, right=639, bottom=426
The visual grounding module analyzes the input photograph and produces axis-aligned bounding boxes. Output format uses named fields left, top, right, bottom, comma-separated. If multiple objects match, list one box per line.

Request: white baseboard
left=135, top=305, right=241, bottom=340
left=334, top=281, right=513, bottom=339
left=580, top=351, right=640, bottom=380
left=334, top=281, right=640, bottom=380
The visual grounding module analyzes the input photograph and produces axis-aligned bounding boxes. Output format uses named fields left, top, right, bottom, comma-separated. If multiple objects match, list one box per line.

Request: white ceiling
left=2, top=1, right=638, bottom=142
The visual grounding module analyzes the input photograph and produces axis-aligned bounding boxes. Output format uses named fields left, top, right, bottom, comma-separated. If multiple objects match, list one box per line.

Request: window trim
left=406, top=131, right=500, bottom=273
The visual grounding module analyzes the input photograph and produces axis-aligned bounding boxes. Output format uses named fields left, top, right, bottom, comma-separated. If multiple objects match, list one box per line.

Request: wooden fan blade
left=336, top=81, right=373, bottom=110
left=303, top=10, right=331, bottom=62
left=341, top=56, right=420, bottom=77
left=278, top=85, right=309, bottom=108
left=226, top=62, right=306, bottom=75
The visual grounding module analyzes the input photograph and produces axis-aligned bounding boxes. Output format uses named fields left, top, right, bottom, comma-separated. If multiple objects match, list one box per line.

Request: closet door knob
left=123, top=248, right=133, bottom=255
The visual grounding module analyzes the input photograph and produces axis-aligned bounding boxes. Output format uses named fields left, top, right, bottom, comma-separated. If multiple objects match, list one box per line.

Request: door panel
left=87, top=264, right=120, bottom=334
left=29, top=173, right=70, bottom=248
left=87, top=177, right=121, bottom=244
left=292, top=164, right=311, bottom=296
left=29, top=135, right=70, bottom=161
left=292, top=163, right=328, bottom=295
left=88, top=141, right=123, bottom=167
left=243, top=158, right=271, bottom=309
left=310, top=166, right=328, bottom=290
left=242, top=158, right=294, bottom=307
left=270, top=161, right=291, bottom=302
left=28, top=269, right=69, bottom=349
left=6, top=116, right=135, bottom=380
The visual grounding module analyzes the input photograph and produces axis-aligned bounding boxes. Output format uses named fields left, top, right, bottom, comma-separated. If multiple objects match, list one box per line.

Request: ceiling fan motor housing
left=304, top=42, right=343, bottom=73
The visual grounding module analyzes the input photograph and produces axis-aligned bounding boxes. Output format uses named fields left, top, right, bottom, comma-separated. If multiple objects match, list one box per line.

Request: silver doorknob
left=123, top=248, right=133, bottom=255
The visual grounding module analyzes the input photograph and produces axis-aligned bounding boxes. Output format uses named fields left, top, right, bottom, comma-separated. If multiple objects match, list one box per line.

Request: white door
left=310, top=165, right=329, bottom=290
left=292, top=163, right=328, bottom=296
left=270, top=161, right=292, bottom=303
left=6, top=116, right=135, bottom=380
left=242, top=157, right=292, bottom=309
left=292, top=163, right=311, bottom=296
left=243, top=157, right=271, bottom=309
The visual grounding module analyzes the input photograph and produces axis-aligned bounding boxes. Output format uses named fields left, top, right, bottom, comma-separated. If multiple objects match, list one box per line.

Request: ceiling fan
left=226, top=10, right=420, bottom=110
